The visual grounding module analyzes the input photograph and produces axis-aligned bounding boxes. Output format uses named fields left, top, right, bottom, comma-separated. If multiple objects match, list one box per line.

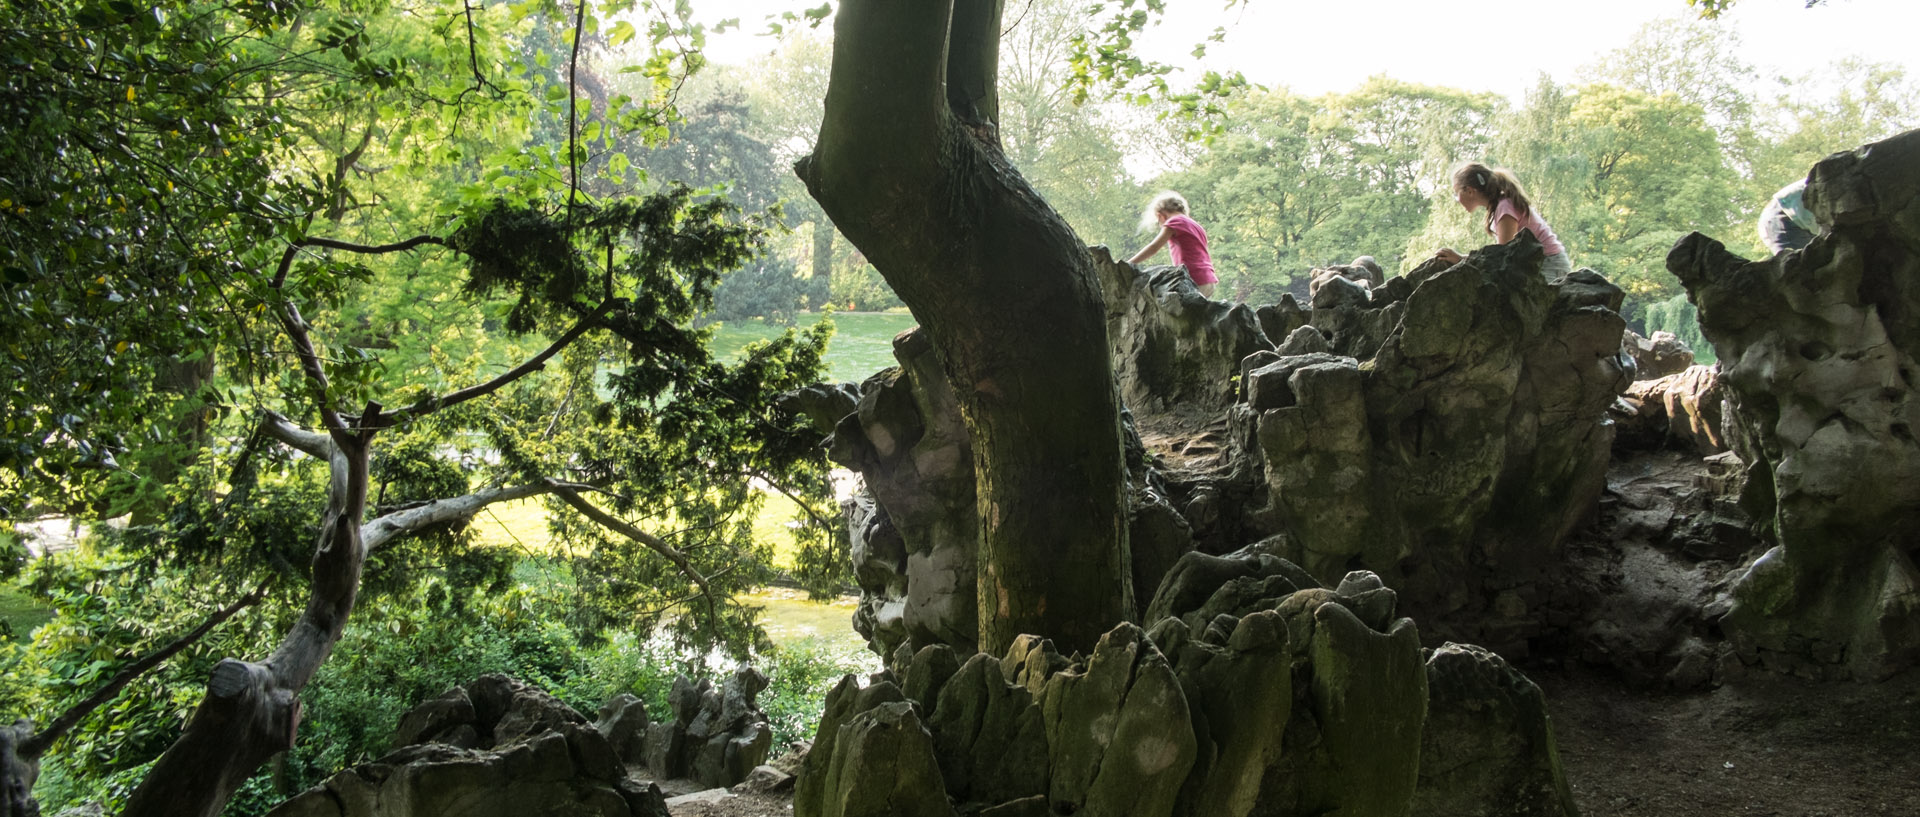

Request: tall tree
left=1752, top=59, right=1920, bottom=189
left=1582, top=15, right=1759, bottom=160
left=997, top=0, right=1139, bottom=252
left=798, top=0, right=1132, bottom=654
left=0, top=1, right=835, bottom=813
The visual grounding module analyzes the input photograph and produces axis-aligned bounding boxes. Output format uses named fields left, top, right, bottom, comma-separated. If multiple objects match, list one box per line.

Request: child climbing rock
left=1757, top=177, right=1816, bottom=254
left=1127, top=191, right=1219, bottom=298
left=1433, top=162, right=1570, bottom=280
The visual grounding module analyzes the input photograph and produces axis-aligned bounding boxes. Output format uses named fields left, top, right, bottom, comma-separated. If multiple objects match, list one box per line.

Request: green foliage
left=225, top=583, right=591, bottom=812
left=711, top=255, right=817, bottom=324
left=8, top=549, right=279, bottom=813
left=1168, top=79, right=1498, bottom=300
left=0, top=0, right=323, bottom=515
left=1065, top=0, right=1248, bottom=138
left=754, top=636, right=873, bottom=747
left=1419, top=75, right=1745, bottom=318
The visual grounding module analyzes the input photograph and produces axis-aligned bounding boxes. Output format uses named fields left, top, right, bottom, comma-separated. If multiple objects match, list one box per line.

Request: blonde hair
left=1138, top=191, right=1189, bottom=234
left=1452, top=162, right=1533, bottom=235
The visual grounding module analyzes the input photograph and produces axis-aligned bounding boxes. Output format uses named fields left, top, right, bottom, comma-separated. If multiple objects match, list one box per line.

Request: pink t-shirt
left=1163, top=214, right=1218, bottom=285
left=1492, top=199, right=1565, bottom=257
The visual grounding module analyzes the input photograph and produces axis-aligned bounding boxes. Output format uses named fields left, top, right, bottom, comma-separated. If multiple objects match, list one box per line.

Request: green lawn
left=707, top=311, right=919, bottom=385
left=0, top=585, right=52, bottom=643
left=470, top=491, right=813, bottom=569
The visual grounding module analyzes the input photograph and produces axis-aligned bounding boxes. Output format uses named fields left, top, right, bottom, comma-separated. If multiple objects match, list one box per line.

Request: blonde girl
left=1127, top=191, right=1219, bottom=298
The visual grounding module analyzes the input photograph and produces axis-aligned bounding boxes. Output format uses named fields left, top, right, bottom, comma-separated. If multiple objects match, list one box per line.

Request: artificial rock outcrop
left=826, top=325, right=1196, bottom=661
left=794, top=552, right=1575, bottom=817
left=1235, top=235, right=1633, bottom=651
left=828, top=328, right=979, bottom=658
left=267, top=674, right=667, bottom=817
left=643, top=669, right=775, bottom=789
left=1667, top=127, right=1920, bottom=680
left=1621, top=329, right=1694, bottom=381
left=1614, top=365, right=1730, bottom=456
left=1098, top=253, right=1273, bottom=413
left=1413, top=643, right=1577, bottom=817
left=823, top=231, right=1632, bottom=660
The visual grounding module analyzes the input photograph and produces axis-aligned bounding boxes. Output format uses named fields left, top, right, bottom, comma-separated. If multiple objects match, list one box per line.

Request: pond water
left=742, top=587, right=869, bottom=653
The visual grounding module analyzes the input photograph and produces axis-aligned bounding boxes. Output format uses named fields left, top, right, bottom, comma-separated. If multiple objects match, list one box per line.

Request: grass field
left=0, top=585, right=52, bottom=643
left=706, top=311, right=919, bottom=385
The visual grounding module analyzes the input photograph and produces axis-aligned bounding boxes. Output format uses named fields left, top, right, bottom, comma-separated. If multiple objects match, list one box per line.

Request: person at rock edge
left=1128, top=191, right=1219, bottom=298
left=1433, top=162, right=1571, bottom=280
left=1757, top=177, right=1817, bottom=254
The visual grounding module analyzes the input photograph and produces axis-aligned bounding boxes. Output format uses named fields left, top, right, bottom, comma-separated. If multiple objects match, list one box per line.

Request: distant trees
left=1168, top=79, right=1497, bottom=301
left=1148, top=14, right=1917, bottom=330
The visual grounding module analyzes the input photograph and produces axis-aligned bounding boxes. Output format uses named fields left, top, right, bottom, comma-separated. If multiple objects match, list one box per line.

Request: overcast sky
left=702, top=0, right=1920, bottom=102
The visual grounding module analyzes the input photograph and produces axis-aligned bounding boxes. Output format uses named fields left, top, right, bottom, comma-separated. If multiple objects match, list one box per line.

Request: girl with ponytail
left=1434, top=162, right=1571, bottom=279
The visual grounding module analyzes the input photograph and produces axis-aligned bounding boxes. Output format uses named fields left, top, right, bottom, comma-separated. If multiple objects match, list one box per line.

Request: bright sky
left=702, top=0, right=1920, bottom=102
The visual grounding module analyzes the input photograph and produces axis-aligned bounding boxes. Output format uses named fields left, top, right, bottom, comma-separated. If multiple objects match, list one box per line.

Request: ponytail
left=1452, top=162, right=1533, bottom=236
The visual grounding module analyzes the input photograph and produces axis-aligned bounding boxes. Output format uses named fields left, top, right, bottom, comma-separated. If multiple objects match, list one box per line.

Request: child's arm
left=1127, top=226, right=1173, bottom=265
left=1493, top=214, right=1521, bottom=245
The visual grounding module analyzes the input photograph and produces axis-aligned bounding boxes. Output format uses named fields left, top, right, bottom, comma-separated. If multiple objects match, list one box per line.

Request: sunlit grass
left=0, top=585, right=52, bottom=643
left=707, top=311, right=919, bottom=384
left=468, top=492, right=812, bottom=570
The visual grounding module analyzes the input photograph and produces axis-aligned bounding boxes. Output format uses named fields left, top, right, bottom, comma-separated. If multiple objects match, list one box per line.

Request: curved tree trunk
left=120, top=429, right=372, bottom=817
left=798, top=0, right=1132, bottom=654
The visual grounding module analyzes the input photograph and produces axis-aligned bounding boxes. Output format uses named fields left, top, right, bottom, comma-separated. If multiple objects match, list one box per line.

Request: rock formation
left=825, top=323, right=1196, bottom=661
left=1561, top=450, right=1759, bottom=687
left=1666, top=127, right=1920, bottom=680
left=643, top=669, right=775, bottom=788
left=1621, top=329, right=1694, bottom=381
left=1212, top=236, right=1633, bottom=652
left=1098, top=259, right=1273, bottom=414
left=1414, top=643, right=1577, bottom=817
left=828, top=329, right=980, bottom=658
left=794, top=552, right=1575, bottom=817
left=267, top=674, right=668, bottom=817
left=825, top=233, right=1632, bottom=660
left=1613, top=365, right=1730, bottom=455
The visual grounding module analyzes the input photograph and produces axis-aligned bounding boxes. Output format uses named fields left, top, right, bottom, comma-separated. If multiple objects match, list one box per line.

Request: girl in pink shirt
left=1434, top=162, right=1572, bottom=280
left=1127, top=191, right=1220, bottom=298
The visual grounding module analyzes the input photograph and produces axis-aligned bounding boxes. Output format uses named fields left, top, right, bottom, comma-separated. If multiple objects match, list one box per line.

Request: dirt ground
left=1540, top=665, right=1920, bottom=817
left=666, top=665, right=1920, bottom=817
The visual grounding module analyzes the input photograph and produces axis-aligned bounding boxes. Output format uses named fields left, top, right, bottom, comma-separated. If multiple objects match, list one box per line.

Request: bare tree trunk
left=798, top=0, right=1132, bottom=654
left=121, top=428, right=373, bottom=817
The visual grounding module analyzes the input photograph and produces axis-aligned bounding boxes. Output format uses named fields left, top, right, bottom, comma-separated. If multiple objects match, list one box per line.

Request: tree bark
left=798, top=0, right=1132, bottom=654
left=121, top=425, right=372, bottom=817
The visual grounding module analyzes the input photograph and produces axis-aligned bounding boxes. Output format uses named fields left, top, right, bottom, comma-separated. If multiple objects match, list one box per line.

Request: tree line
left=680, top=7, right=1915, bottom=347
